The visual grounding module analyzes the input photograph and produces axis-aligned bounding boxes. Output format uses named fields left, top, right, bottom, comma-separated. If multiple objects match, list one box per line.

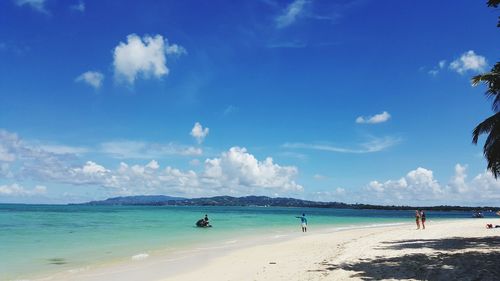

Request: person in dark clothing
left=420, top=210, right=426, bottom=230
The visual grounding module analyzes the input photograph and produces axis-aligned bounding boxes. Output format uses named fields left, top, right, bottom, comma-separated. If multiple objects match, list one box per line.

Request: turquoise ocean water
left=0, top=204, right=486, bottom=280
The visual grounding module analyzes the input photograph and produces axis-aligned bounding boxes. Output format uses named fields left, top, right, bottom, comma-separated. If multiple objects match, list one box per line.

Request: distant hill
left=77, top=195, right=499, bottom=211
left=83, top=195, right=186, bottom=205
left=170, top=196, right=350, bottom=208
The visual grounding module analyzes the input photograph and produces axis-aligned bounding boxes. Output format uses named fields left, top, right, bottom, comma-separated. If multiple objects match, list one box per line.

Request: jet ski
left=196, top=219, right=212, bottom=228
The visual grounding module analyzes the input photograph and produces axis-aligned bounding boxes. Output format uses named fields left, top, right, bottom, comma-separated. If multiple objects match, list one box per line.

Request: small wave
left=131, top=253, right=149, bottom=261
left=323, top=222, right=408, bottom=233
left=361, top=222, right=407, bottom=228
left=67, top=267, right=88, bottom=274
left=224, top=240, right=238, bottom=244
left=195, top=245, right=228, bottom=250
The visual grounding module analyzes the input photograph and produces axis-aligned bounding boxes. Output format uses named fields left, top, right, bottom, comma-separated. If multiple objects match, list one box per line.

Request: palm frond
left=471, top=63, right=500, bottom=111
left=472, top=112, right=500, bottom=144
left=485, top=137, right=500, bottom=178
left=487, top=0, right=500, bottom=8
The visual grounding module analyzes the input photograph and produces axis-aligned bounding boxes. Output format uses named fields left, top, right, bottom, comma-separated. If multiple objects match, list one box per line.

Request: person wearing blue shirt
left=296, top=213, right=307, bottom=232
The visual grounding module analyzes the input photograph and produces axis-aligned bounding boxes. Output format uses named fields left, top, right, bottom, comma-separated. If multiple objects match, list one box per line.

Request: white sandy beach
left=40, top=219, right=500, bottom=281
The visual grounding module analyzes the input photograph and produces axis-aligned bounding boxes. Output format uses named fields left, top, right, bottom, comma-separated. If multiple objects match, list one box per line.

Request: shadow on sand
left=312, top=236, right=500, bottom=281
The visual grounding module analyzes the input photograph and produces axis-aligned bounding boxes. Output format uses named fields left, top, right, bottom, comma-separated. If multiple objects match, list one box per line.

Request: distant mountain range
left=78, top=195, right=498, bottom=211
left=83, top=195, right=186, bottom=205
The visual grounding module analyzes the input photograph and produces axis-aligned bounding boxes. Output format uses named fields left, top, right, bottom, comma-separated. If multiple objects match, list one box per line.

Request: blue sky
left=1, top=0, right=499, bottom=205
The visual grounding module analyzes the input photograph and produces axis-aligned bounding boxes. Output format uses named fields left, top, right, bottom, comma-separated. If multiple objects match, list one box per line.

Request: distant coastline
left=72, top=195, right=500, bottom=212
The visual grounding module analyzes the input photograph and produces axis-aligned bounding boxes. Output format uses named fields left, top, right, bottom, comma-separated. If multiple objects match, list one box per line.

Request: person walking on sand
left=420, top=210, right=426, bottom=230
left=296, top=213, right=307, bottom=232
left=415, top=210, right=421, bottom=230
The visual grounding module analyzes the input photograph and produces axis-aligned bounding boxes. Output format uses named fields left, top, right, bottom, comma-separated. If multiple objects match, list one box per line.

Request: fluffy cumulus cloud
left=203, top=147, right=303, bottom=193
left=190, top=122, right=209, bottom=144
left=0, top=183, right=46, bottom=196
left=356, top=111, right=391, bottom=124
left=45, top=147, right=302, bottom=196
left=15, top=0, right=48, bottom=14
left=75, top=71, right=104, bottom=89
left=0, top=129, right=302, bottom=198
left=276, top=0, right=307, bottom=28
left=449, top=50, right=488, bottom=74
left=366, top=167, right=443, bottom=202
left=364, top=164, right=500, bottom=206
left=113, top=34, right=185, bottom=84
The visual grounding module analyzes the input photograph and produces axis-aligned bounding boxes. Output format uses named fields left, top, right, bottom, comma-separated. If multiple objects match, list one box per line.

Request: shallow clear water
left=0, top=204, right=489, bottom=280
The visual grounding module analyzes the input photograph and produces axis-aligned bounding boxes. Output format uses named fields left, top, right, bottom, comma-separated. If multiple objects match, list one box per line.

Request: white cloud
left=438, top=60, right=446, bottom=69
left=190, top=122, right=209, bottom=144
left=313, top=174, right=327, bottom=180
left=449, top=50, right=488, bottom=74
left=70, top=1, right=85, bottom=12
left=75, top=71, right=104, bottom=89
left=78, top=161, right=109, bottom=175
left=276, top=0, right=307, bottom=28
left=429, top=60, right=447, bottom=76
left=364, top=164, right=500, bottom=206
left=1, top=129, right=302, bottom=197
left=100, top=141, right=202, bottom=159
left=310, top=188, right=347, bottom=202
left=15, top=0, right=48, bottom=14
left=38, top=144, right=89, bottom=155
left=165, top=44, right=187, bottom=56
left=203, top=147, right=303, bottom=193
left=284, top=136, right=400, bottom=154
left=0, top=183, right=47, bottom=196
left=0, top=163, right=13, bottom=178
left=113, top=34, right=185, bottom=84
left=145, top=160, right=159, bottom=170
left=44, top=147, right=302, bottom=196
left=428, top=69, right=439, bottom=76
left=366, top=167, right=444, bottom=204
left=0, top=144, right=16, bottom=162
left=0, top=130, right=19, bottom=162
left=356, top=111, right=391, bottom=124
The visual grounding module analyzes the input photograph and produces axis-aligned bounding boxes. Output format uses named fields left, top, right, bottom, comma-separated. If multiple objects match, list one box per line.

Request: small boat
left=472, top=211, right=484, bottom=218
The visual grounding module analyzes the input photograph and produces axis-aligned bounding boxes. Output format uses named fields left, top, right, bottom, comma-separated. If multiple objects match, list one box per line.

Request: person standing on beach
left=415, top=210, right=421, bottom=230
left=420, top=210, right=426, bottom=230
left=296, top=213, right=307, bottom=232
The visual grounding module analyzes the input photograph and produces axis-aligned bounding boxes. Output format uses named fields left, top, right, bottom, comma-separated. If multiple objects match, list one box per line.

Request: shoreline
left=22, top=220, right=452, bottom=281
left=19, top=220, right=411, bottom=281
left=13, top=218, right=500, bottom=281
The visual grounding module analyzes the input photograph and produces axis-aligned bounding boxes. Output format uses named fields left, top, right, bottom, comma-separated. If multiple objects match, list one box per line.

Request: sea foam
left=131, top=253, right=149, bottom=261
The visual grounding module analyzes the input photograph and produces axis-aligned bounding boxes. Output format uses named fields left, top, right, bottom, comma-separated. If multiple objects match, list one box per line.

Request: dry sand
left=168, top=219, right=500, bottom=281
left=42, top=219, right=500, bottom=281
